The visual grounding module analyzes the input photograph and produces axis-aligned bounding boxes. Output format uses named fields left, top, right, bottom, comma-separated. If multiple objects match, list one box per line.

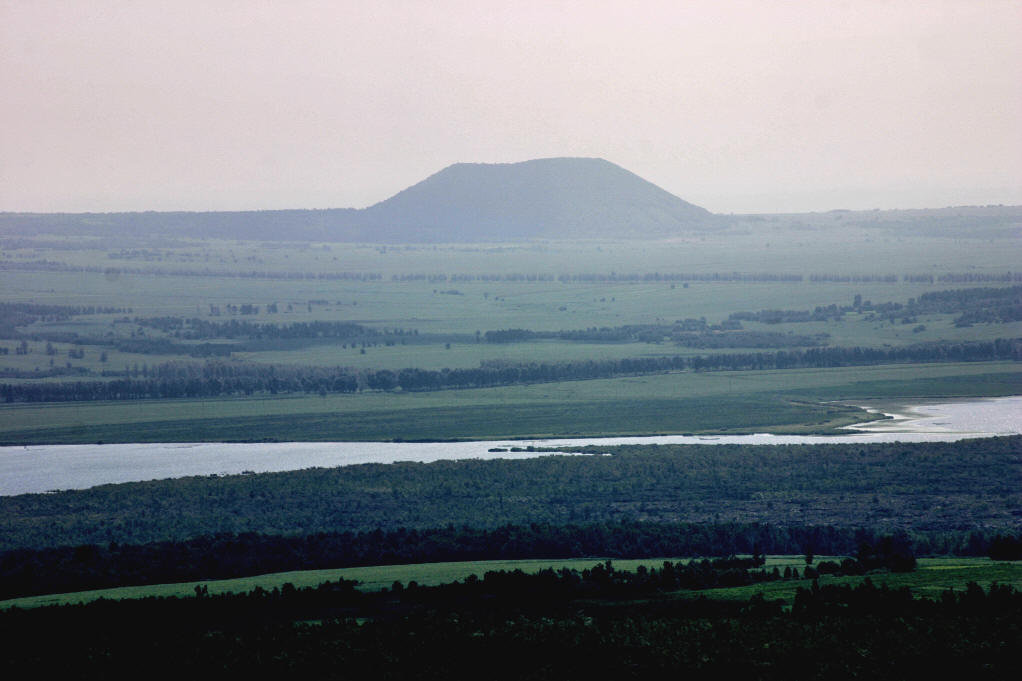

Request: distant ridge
left=0, top=158, right=720, bottom=242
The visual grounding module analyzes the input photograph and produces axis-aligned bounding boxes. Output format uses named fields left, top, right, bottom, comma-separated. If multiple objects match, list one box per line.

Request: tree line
left=2, top=337, right=1018, bottom=403
left=727, top=285, right=1021, bottom=327
left=6, top=257, right=1017, bottom=287
left=729, top=304, right=846, bottom=324
left=483, top=324, right=828, bottom=348
left=132, top=317, right=410, bottom=341
left=0, top=301, right=130, bottom=320
left=0, top=259, right=384, bottom=281
left=0, top=302, right=131, bottom=336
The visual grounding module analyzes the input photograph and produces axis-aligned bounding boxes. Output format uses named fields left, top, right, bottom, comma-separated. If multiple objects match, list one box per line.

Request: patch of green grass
left=5, top=556, right=1015, bottom=611
left=0, top=394, right=863, bottom=443
left=0, top=557, right=689, bottom=609
left=791, top=368, right=1022, bottom=400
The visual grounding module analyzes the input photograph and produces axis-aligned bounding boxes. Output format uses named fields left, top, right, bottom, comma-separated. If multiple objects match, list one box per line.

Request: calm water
left=0, top=396, right=1018, bottom=496
left=842, top=396, right=1022, bottom=434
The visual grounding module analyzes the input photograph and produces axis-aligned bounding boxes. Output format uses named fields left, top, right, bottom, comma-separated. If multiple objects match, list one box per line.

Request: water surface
left=1, top=396, right=1018, bottom=496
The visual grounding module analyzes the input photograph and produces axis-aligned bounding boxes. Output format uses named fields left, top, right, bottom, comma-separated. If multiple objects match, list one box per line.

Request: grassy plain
left=3, top=228, right=1020, bottom=334
left=1, top=362, right=1018, bottom=443
left=3, top=556, right=1016, bottom=610
left=1, top=227, right=1019, bottom=442
left=2, top=267, right=1016, bottom=339
left=6, top=224, right=1017, bottom=278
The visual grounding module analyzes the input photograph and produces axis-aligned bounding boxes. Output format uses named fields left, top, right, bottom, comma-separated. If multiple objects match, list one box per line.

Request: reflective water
left=0, top=396, right=1018, bottom=496
left=842, top=395, right=1022, bottom=434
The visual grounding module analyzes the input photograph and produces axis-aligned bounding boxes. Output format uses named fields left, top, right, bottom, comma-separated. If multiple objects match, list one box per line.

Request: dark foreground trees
left=1, top=575, right=1019, bottom=678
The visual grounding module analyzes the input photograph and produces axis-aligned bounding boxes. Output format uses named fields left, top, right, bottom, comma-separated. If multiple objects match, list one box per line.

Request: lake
left=0, top=395, right=1018, bottom=496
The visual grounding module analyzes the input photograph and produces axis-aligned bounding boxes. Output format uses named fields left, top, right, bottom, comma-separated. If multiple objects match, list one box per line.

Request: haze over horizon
left=2, top=0, right=1020, bottom=215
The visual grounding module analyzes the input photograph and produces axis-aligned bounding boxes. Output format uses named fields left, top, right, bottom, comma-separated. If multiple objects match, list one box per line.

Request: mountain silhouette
left=354, top=157, right=718, bottom=241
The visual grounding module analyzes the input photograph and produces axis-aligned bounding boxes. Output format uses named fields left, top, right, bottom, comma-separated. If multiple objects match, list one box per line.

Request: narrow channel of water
left=0, top=396, right=1018, bottom=496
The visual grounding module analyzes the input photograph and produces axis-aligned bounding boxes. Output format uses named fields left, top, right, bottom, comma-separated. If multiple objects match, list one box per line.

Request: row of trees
left=0, top=301, right=130, bottom=336
left=810, top=273, right=899, bottom=282
left=726, top=285, right=1021, bottom=327
left=814, top=272, right=1022, bottom=284
left=679, top=330, right=827, bottom=348
left=729, top=304, right=846, bottom=324
left=3, top=338, right=1018, bottom=402
left=0, top=301, right=129, bottom=320
left=483, top=324, right=827, bottom=348
left=0, top=259, right=384, bottom=281
left=5, top=258, right=1017, bottom=285
left=934, top=271, right=1022, bottom=283
left=132, top=317, right=407, bottom=341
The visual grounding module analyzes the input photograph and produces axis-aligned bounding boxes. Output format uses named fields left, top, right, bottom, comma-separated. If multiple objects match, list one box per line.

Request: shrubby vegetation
left=730, top=304, right=847, bottom=324
left=132, top=317, right=398, bottom=340
left=0, top=302, right=130, bottom=321
left=843, top=285, right=1022, bottom=326
left=727, top=285, right=1022, bottom=326
left=0, top=302, right=131, bottom=336
left=483, top=323, right=827, bottom=348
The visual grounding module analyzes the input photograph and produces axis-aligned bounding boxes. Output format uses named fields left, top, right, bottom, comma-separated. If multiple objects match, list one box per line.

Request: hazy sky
left=2, top=0, right=1020, bottom=213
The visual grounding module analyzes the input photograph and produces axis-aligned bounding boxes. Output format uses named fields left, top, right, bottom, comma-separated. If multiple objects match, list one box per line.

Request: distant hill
left=354, top=157, right=718, bottom=241
left=0, top=158, right=720, bottom=242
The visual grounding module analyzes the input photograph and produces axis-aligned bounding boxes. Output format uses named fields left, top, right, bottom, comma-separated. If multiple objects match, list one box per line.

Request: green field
left=4, top=556, right=1016, bottom=610
left=3, top=232, right=1020, bottom=339
left=1, top=362, right=1018, bottom=443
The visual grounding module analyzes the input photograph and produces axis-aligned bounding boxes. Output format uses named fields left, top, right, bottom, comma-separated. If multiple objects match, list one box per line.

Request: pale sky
left=1, top=0, right=1020, bottom=214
